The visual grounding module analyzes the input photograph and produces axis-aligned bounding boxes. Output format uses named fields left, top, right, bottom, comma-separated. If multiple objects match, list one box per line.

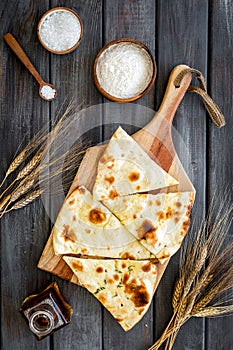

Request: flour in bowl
left=96, top=42, right=154, bottom=99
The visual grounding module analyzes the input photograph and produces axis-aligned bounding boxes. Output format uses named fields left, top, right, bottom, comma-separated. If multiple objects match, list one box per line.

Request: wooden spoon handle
left=4, top=33, right=44, bottom=86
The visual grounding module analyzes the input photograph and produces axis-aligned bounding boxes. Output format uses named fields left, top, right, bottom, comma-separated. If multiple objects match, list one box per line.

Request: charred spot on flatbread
left=69, top=199, right=75, bottom=205
left=61, top=224, right=76, bottom=243
left=124, top=278, right=150, bottom=308
left=113, top=274, right=119, bottom=281
left=98, top=294, right=107, bottom=304
left=157, top=211, right=165, bottom=221
left=107, top=163, right=114, bottom=169
left=121, top=252, right=136, bottom=260
left=104, top=175, right=115, bottom=185
left=89, top=208, right=107, bottom=224
left=137, top=219, right=157, bottom=239
left=156, top=199, right=161, bottom=206
left=109, top=189, right=119, bottom=200
left=100, top=155, right=114, bottom=164
left=108, top=278, right=114, bottom=284
left=96, top=266, right=104, bottom=273
left=72, top=215, right=76, bottom=221
left=175, top=201, right=182, bottom=208
left=141, top=262, right=151, bottom=272
left=128, top=172, right=140, bottom=182
left=72, top=260, right=84, bottom=271
left=138, top=308, right=144, bottom=315
left=137, top=220, right=158, bottom=245
left=123, top=273, right=130, bottom=284
left=182, top=219, right=190, bottom=231
left=166, top=206, right=173, bottom=219
left=144, top=229, right=158, bottom=245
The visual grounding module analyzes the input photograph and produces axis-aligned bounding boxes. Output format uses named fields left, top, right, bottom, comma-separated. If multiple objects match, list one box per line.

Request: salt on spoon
left=4, top=33, right=57, bottom=101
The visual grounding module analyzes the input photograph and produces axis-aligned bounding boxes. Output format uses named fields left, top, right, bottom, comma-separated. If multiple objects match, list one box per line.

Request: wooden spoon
left=38, top=64, right=194, bottom=292
left=4, top=33, right=57, bottom=101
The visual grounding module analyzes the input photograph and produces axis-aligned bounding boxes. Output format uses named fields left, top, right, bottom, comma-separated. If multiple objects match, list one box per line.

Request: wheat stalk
left=0, top=175, right=38, bottom=218
left=172, top=276, right=184, bottom=311
left=0, top=194, right=11, bottom=212
left=10, top=178, right=36, bottom=203
left=0, top=151, right=43, bottom=201
left=15, top=151, right=43, bottom=181
left=193, top=305, right=233, bottom=317
left=0, top=124, right=49, bottom=189
left=183, top=245, right=208, bottom=296
left=148, top=197, right=233, bottom=350
left=1, top=149, right=27, bottom=183
left=0, top=101, right=89, bottom=217
left=5, top=190, right=43, bottom=211
left=0, top=99, right=79, bottom=190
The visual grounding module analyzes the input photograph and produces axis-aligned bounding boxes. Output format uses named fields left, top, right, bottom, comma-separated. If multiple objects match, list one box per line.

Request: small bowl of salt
left=93, top=38, right=156, bottom=102
left=37, top=7, right=83, bottom=55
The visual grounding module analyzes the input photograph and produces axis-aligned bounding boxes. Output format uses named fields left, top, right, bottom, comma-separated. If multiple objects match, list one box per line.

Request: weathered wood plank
left=1, top=1, right=233, bottom=349
left=154, top=1, right=208, bottom=349
left=103, top=0, right=156, bottom=110
left=207, top=1, right=233, bottom=349
left=103, top=1, right=156, bottom=349
left=49, top=1, right=104, bottom=349
left=0, top=1, right=51, bottom=349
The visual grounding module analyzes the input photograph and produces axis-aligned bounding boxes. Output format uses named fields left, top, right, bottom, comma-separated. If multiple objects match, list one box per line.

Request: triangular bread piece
left=63, top=256, right=158, bottom=331
left=93, top=126, right=178, bottom=201
left=53, top=186, right=153, bottom=259
left=103, top=192, right=194, bottom=263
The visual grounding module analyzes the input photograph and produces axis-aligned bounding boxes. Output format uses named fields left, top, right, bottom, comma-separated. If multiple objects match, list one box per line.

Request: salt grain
left=39, top=9, right=81, bottom=52
left=40, top=85, right=56, bottom=100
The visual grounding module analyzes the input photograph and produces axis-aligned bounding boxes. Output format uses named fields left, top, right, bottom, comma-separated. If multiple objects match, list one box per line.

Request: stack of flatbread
left=53, top=126, right=194, bottom=331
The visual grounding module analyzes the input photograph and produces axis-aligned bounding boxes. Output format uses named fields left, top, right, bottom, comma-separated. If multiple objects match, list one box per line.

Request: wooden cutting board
left=38, top=64, right=195, bottom=291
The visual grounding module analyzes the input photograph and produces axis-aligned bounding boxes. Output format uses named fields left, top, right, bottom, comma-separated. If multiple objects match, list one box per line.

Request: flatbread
left=93, top=126, right=178, bottom=201
left=63, top=256, right=158, bottom=331
left=103, top=192, right=194, bottom=263
left=53, top=186, right=153, bottom=259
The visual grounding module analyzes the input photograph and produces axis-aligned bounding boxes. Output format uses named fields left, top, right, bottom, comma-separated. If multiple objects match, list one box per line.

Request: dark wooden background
left=1, top=1, right=232, bottom=349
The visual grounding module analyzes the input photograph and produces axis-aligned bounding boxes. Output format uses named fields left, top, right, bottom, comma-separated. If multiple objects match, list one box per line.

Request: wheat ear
left=0, top=195, right=11, bottom=212
left=0, top=149, right=27, bottom=188
left=172, top=276, right=184, bottom=311
left=0, top=121, right=48, bottom=189
left=5, top=189, right=43, bottom=211
left=0, top=151, right=43, bottom=201
left=194, top=305, right=233, bottom=317
left=15, top=151, right=42, bottom=180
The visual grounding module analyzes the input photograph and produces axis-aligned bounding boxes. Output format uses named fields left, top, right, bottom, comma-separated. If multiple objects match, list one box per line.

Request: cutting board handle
left=152, top=65, right=192, bottom=126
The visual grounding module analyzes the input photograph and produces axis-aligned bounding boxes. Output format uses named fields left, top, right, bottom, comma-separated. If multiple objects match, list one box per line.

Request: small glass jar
left=20, top=282, right=73, bottom=340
